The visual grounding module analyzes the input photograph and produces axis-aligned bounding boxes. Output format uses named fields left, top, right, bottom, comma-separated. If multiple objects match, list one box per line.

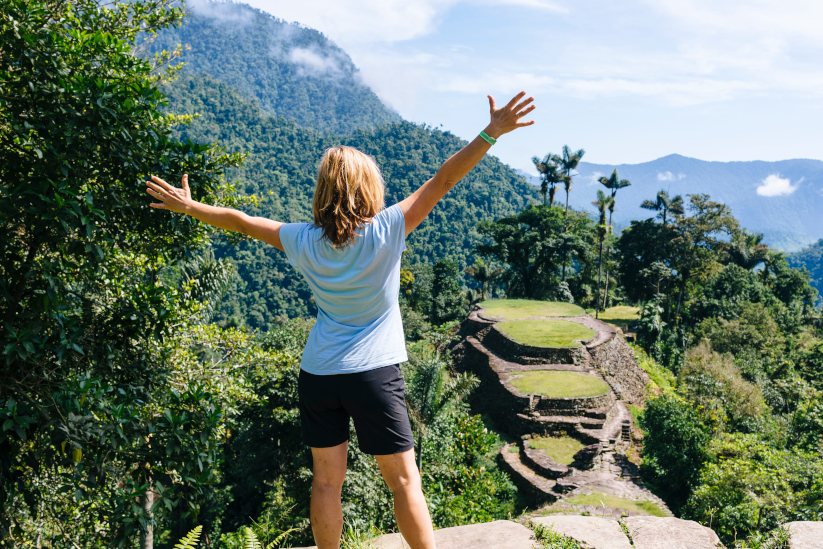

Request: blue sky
left=233, top=0, right=823, bottom=174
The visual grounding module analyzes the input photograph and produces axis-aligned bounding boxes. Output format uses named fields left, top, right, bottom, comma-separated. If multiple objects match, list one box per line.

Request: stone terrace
left=452, top=302, right=665, bottom=517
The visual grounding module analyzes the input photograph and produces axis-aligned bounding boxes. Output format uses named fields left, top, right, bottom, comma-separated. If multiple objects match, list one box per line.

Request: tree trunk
left=674, top=277, right=686, bottom=321
left=140, top=488, right=154, bottom=549
left=602, top=269, right=610, bottom=311
left=595, top=239, right=604, bottom=317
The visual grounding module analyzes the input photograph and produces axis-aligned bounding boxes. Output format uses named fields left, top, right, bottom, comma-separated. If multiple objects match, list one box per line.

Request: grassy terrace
left=528, top=436, right=586, bottom=465
left=510, top=371, right=610, bottom=398
left=497, top=319, right=595, bottom=348
left=567, top=492, right=668, bottom=517
left=480, top=299, right=584, bottom=320
left=596, top=305, right=640, bottom=328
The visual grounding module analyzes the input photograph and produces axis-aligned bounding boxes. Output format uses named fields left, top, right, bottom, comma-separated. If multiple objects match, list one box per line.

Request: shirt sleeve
left=376, top=204, right=407, bottom=258
left=278, top=223, right=304, bottom=268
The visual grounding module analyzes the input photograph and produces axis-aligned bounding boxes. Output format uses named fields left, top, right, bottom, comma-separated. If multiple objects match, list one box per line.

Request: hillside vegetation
left=150, top=1, right=400, bottom=134
left=789, top=238, right=823, bottom=296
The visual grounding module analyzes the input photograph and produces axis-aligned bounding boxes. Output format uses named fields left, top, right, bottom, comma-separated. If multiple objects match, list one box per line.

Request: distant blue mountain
left=521, top=154, right=823, bottom=252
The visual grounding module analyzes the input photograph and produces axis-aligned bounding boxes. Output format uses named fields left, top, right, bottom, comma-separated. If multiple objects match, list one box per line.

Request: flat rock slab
left=625, top=516, right=722, bottom=549
left=292, top=520, right=536, bottom=549
left=785, top=521, right=823, bottom=549
left=531, top=515, right=632, bottom=549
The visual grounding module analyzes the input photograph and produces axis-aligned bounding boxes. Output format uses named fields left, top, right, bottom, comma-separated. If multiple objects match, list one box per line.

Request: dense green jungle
left=2, top=2, right=823, bottom=549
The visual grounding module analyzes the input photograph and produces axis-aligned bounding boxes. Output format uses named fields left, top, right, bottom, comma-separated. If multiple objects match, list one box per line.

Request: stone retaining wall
left=482, top=325, right=587, bottom=365
left=534, top=392, right=615, bottom=413
left=587, top=335, right=649, bottom=406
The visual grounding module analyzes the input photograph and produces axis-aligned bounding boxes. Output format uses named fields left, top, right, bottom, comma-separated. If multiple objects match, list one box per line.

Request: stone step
left=518, top=412, right=607, bottom=431
left=497, top=443, right=558, bottom=506
left=293, top=519, right=537, bottom=549
left=578, top=400, right=632, bottom=443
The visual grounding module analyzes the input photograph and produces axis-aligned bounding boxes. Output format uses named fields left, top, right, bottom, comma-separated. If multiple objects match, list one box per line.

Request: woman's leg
left=375, top=449, right=436, bottom=549
left=310, top=441, right=349, bottom=549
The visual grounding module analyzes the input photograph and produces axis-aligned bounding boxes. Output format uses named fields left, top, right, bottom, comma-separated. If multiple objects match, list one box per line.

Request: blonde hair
left=312, top=146, right=385, bottom=247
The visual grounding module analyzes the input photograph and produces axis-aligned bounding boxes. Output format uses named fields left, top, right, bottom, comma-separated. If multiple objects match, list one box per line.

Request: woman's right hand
left=484, top=91, right=536, bottom=139
left=146, top=174, right=193, bottom=214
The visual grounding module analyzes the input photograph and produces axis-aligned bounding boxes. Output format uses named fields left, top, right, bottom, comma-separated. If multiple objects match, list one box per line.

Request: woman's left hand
left=146, top=174, right=193, bottom=214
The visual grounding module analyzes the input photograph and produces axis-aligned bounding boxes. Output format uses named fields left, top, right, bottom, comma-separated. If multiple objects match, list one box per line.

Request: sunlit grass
left=481, top=299, right=584, bottom=320
left=567, top=492, right=667, bottom=517
left=597, top=305, right=640, bottom=328
left=497, top=319, right=595, bottom=348
left=509, top=370, right=610, bottom=398
left=528, top=436, right=586, bottom=465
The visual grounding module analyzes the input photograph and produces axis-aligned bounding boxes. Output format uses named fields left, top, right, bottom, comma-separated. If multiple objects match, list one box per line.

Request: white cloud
left=756, top=174, right=802, bottom=197
left=657, top=171, right=686, bottom=181
left=189, top=0, right=256, bottom=24
left=288, top=47, right=345, bottom=75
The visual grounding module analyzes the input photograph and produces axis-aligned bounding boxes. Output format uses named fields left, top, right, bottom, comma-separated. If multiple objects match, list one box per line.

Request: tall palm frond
left=531, top=154, right=564, bottom=206
left=727, top=230, right=770, bottom=270
left=641, top=189, right=684, bottom=225
left=558, top=145, right=585, bottom=215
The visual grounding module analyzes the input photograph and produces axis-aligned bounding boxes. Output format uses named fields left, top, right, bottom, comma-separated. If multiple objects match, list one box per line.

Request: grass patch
left=530, top=523, right=583, bottom=549
left=630, top=343, right=676, bottom=397
left=497, top=319, right=595, bottom=348
left=528, top=436, right=586, bottom=465
left=481, top=299, right=584, bottom=320
left=510, top=370, right=610, bottom=398
left=597, top=305, right=640, bottom=328
left=567, top=492, right=667, bottom=517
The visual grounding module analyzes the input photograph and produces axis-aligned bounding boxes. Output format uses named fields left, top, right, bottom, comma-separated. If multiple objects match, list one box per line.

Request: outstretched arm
left=398, top=91, right=536, bottom=236
left=146, top=174, right=285, bottom=251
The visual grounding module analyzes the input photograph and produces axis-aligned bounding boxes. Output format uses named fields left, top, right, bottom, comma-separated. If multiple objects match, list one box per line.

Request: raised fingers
left=513, top=96, right=534, bottom=113
left=504, top=91, right=526, bottom=110
left=150, top=175, right=175, bottom=193
left=515, top=119, right=536, bottom=128
left=488, top=95, right=497, bottom=112
left=516, top=104, right=537, bottom=118
left=146, top=180, right=172, bottom=198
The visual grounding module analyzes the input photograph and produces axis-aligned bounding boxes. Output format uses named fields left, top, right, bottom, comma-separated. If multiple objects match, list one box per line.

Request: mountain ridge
left=522, top=154, right=823, bottom=251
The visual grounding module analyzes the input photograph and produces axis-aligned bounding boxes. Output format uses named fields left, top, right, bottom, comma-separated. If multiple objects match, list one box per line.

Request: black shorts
left=298, top=363, right=415, bottom=455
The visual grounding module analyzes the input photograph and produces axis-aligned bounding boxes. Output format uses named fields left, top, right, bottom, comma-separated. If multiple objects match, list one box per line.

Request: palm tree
left=597, top=170, right=631, bottom=311
left=531, top=154, right=564, bottom=206
left=593, top=190, right=613, bottom=317
left=464, top=259, right=504, bottom=300
left=557, top=145, right=585, bottom=216
left=556, top=145, right=585, bottom=281
left=727, top=230, right=770, bottom=270
left=641, top=189, right=684, bottom=225
left=598, top=169, right=631, bottom=231
left=404, top=353, right=479, bottom=471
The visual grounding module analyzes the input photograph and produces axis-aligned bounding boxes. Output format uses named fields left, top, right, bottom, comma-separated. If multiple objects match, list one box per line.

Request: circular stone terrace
left=455, top=299, right=666, bottom=518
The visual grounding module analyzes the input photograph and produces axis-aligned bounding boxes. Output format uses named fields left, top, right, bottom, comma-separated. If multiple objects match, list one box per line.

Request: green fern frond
left=243, top=527, right=262, bottom=549
left=266, top=527, right=299, bottom=549
left=174, top=525, right=202, bottom=549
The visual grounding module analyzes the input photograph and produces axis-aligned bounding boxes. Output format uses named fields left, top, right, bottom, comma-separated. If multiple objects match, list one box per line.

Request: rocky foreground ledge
left=294, top=517, right=823, bottom=548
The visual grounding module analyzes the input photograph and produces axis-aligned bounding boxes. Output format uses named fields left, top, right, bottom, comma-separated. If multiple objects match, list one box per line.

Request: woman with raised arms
left=146, top=91, right=535, bottom=549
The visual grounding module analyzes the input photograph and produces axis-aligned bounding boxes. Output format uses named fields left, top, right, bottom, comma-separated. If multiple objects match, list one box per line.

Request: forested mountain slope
left=151, top=0, right=400, bottom=134
left=789, top=238, right=823, bottom=296
left=540, top=154, right=823, bottom=251
left=164, top=74, right=538, bottom=327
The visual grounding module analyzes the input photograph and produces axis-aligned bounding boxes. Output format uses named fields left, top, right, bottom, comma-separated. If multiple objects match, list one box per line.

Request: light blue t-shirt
left=279, top=204, right=408, bottom=375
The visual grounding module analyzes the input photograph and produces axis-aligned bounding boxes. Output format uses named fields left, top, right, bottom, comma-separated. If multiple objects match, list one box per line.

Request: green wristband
left=479, top=131, right=497, bottom=145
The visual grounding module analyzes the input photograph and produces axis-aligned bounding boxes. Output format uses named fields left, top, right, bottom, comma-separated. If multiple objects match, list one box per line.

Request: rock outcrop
left=293, top=517, right=823, bottom=548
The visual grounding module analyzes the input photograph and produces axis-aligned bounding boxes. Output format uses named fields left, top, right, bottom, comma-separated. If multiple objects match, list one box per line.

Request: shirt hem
left=300, top=355, right=409, bottom=376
